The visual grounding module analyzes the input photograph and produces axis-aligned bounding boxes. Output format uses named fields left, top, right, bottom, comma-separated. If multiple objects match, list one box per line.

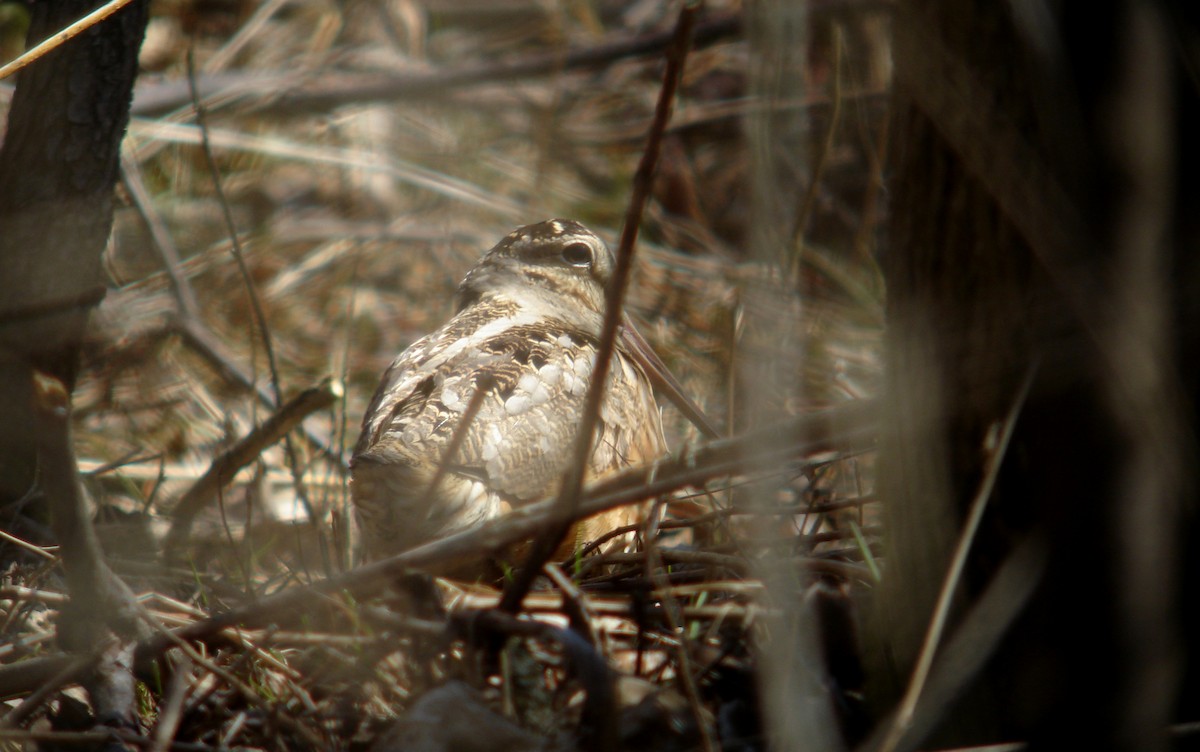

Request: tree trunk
left=873, top=1, right=1200, bottom=748
left=0, top=0, right=150, bottom=518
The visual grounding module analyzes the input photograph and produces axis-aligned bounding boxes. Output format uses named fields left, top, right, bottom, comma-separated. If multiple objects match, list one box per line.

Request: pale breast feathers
left=355, top=314, right=639, bottom=504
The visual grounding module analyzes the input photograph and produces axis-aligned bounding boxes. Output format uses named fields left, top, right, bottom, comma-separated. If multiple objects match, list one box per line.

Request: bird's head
left=456, top=219, right=613, bottom=327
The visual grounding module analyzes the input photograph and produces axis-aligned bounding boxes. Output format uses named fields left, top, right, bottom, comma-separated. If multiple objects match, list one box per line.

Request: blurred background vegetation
left=7, top=0, right=1196, bottom=750
left=0, top=1, right=890, bottom=749
left=64, top=0, right=885, bottom=571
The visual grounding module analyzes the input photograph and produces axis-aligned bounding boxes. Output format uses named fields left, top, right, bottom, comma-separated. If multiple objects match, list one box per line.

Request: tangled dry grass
left=0, top=1, right=890, bottom=749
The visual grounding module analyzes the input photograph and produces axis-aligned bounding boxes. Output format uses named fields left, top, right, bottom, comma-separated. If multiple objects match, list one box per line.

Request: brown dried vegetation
left=0, top=1, right=888, bottom=750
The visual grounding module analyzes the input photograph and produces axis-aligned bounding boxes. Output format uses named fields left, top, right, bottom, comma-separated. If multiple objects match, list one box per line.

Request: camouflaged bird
left=350, top=219, right=671, bottom=562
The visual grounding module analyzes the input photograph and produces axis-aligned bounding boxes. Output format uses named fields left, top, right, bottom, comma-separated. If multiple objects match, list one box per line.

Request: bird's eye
left=560, top=242, right=592, bottom=267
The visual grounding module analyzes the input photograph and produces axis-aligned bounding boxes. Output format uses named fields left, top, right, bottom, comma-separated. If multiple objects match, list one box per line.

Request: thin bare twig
left=127, top=3, right=897, bottom=116
left=156, top=400, right=874, bottom=647
left=149, top=655, right=191, bottom=752
left=0, top=0, right=139, bottom=81
left=857, top=535, right=1047, bottom=752
left=120, top=155, right=201, bottom=321
left=186, top=49, right=284, bottom=409
left=0, top=529, right=56, bottom=561
left=852, top=88, right=891, bottom=262
left=499, top=0, right=702, bottom=616
left=164, top=378, right=342, bottom=555
left=422, top=374, right=494, bottom=504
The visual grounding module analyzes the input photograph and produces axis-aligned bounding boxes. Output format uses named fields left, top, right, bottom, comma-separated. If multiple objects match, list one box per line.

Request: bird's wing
left=357, top=321, right=663, bottom=494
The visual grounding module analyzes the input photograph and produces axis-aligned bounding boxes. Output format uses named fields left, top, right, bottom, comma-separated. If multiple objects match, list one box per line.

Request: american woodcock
left=351, top=219, right=677, bottom=562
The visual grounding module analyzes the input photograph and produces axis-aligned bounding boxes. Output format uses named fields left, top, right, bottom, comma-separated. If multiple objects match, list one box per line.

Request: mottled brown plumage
left=351, top=219, right=668, bottom=562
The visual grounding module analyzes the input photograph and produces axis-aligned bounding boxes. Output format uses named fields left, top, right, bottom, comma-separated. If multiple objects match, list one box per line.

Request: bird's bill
left=619, top=315, right=722, bottom=440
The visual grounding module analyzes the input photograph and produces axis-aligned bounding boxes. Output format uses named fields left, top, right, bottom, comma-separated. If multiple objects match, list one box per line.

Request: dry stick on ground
left=581, top=549, right=875, bottom=584
left=576, top=484, right=879, bottom=561
left=453, top=585, right=760, bottom=623
left=149, top=619, right=328, bottom=749
left=163, top=377, right=342, bottom=556
left=0, top=655, right=94, bottom=727
left=128, top=1, right=892, bottom=117
left=129, top=11, right=743, bottom=117
left=498, top=0, right=703, bottom=617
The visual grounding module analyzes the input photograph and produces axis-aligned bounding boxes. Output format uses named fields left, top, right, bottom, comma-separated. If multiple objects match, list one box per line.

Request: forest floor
left=0, top=1, right=890, bottom=750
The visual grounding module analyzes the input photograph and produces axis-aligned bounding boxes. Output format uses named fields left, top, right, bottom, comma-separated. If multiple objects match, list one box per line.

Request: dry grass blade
left=119, top=155, right=200, bottom=320
left=188, top=49, right=285, bottom=410
left=0, top=0, right=138, bottom=81
left=876, top=367, right=1036, bottom=752
left=126, top=119, right=525, bottom=217
left=858, top=536, right=1047, bottom=752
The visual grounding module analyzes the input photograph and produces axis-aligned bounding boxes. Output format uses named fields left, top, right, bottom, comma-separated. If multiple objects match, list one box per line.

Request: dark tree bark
left=872, top=1, right=1200, bottom=749
left=0, top=0, right=150, bottom=515
left=0, top=1, right=151, bottom=736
